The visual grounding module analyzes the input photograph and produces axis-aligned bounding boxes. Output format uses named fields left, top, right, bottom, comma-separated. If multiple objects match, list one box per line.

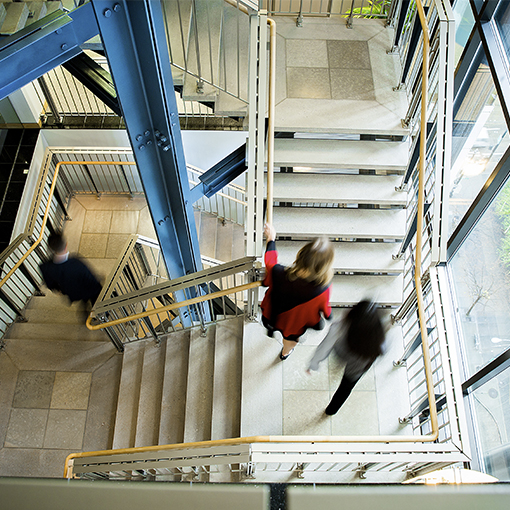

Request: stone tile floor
left=274, top=17, right=408, bottom=134
left=0, top=195, right=155, bottom=478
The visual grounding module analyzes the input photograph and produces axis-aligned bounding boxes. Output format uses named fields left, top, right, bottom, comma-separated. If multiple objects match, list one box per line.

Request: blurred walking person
left=308, top=300, right=385, bottom=415
left=261, top=222, right=334, bottom=360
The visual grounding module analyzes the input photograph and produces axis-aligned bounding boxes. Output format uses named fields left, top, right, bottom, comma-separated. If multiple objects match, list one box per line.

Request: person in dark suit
left=39, top=233, right=102, bottom=311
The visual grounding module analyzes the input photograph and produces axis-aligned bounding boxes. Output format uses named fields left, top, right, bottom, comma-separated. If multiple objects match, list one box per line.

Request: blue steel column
left=90, top=1, right=202, bottom=284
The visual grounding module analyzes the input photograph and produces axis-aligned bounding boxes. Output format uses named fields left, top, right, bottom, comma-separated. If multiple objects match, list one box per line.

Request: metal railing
left=0, top=150, right=251, bottom=342
left=392, top=1, right=468, bottom=453
left=87, top=253, right=260, bottom=351
left=187, top=164, right=246, bottom=225
left=59, top=3, right=472, bottom=483
left=259, top=0, right=396, bottom=27
left=65, top=439, right=467, bottom=481
left=162, top=0, right=251, bottom=106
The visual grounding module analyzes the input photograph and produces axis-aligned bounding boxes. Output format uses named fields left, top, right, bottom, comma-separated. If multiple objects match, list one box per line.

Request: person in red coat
left=261, top=222, right=334, bottom=360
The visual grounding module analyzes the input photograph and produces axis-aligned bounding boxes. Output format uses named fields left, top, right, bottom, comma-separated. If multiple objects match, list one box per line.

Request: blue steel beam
left=0, top=3, right=99, bottom=101
left=90, top=1, right=202, bottom=283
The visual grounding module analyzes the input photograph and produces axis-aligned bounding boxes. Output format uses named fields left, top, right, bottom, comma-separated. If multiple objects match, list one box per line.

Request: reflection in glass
left=495, top=0, right=510, bottom=64
left=450, top=177, right=510, bottom=378
left=453, top=0, right=475, bottom=67
left=448, top=53, right=509, bottom=237
left=469, top=368, right=510, bottom=480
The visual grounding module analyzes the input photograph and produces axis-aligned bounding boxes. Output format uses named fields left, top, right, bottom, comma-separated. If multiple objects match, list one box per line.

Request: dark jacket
left=261, top=241, right=331, bottom=340
left=39, top=257, right=102, bottom=304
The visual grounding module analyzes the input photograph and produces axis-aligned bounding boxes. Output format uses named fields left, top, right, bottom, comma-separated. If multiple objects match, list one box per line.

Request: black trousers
left=325, top=364, right=370, bottom=415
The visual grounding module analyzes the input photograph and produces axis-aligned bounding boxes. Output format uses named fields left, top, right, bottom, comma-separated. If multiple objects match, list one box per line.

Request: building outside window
left=447, top=0, right=510, bottom=481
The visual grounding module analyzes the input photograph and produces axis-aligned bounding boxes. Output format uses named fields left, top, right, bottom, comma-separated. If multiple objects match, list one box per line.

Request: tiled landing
left=243, top=311, right=412, bottom=438
left=274, top=17, right=408, bottom=134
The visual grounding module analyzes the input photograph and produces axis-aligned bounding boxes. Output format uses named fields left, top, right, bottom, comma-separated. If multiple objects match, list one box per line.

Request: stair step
left=199, top=213, right=218, bottom=259
left=275, top=241, right=403, bottom=273
left=272, top=173, right=406, bottom=206
left=183, top=327, right=215, bottom=442
left=214, top=91, right=248, bottom=116
left=273, top=138, right=408, bottom=171
left=134, top=340, right=166, bottom=447
left=329, top=274, right=404, bottom=307
left=0, top=2, right=29, bottom=34
left=218, top=1, right=250, bottom=103
left=240, top=322, right=283, bottom=436
left=24, top=307, right=86, bottom=324
left=215, top=220, right=234, bottom=262
left=159, top=330, right=190, bottom=445
left=112, top=340, right=146, bottom=449
left=273, top=207, right=406, bottom=240
left=182, top=0, right=223, bottom=103
left=0, top=5, right=6, bottom=28
left=163, top=0, right=192, bottom=72
left=211, top=317, right=243, bottom=440
left=25, top=1, right=48, bottom=27
left=5, top=322, right=106, bottom=342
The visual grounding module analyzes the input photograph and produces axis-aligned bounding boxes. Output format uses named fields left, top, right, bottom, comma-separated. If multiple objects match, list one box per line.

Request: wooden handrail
left=414, top=0, right=438, bottom=442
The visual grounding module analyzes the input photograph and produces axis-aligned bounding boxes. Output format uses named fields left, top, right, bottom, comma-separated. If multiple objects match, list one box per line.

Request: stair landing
left=274, top=18, right=408, bottom=135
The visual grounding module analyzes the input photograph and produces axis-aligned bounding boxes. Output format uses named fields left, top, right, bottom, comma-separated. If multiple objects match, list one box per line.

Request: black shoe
left=279, top=348, right=294, bottom=360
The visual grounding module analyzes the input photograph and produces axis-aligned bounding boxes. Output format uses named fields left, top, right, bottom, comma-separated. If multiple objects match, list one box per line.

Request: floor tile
left=4, top=409, right=48, bottom=448
left=82, top=210, right=112, bottom=234
left=137, top=206, right=157, bottom=239
left=330, top=68, right=375, bottom=101
left=287, top=39, right=329, bottom=68
left=82, top=353, right=122, bottom=452
left=287, top=68, right=331, bottom=99
left=12, top=371, right=55, bottom=409
left=283, top=390, right=332, bottom=435
left=330, top=390, right=379, bottom=435
left=43, top=410, right=87, bottom=449
left=327, top=40, right=371, bottom=69
left=79, top=234, right=108, bottom=258
left=0, top=354, right=18, bottom=447
left=105, top=234, right=131, bottom=259
left=283, top=345, right=329, bottom=390
left=328, top=356, right=376, bottom=392
left=50, top=372, right=92, bottom=410
left=110, top=210, right=140, bottom=234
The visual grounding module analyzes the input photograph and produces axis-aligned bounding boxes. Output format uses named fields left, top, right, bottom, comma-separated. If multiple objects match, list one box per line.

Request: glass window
left=449, top=177, right=510, bottom=378
left=453, top=0, right=476, bottom=67
left=468, top=368, right=510, bottom=480
left=449, top=52, right=510, bottom=237
left=495, top=0, right=510, bottom=61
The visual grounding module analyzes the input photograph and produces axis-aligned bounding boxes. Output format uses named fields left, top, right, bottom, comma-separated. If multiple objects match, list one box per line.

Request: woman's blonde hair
left=287, top=237, right=334, bottom=287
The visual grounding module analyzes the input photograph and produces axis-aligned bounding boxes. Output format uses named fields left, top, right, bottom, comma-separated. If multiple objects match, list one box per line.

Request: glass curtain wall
left=448, top=0, right=510, bottom=481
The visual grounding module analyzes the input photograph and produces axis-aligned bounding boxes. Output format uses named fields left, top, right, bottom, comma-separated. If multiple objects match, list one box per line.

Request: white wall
left=11, top=128, right=248, bottom=240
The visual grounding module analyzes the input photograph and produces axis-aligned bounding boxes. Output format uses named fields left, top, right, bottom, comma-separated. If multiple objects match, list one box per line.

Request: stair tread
left=24, top=307, right=86, bottom=324
left=134, top=340, right=166, bottom=447
left=240, top=322, right=283, bottom=436
left=5, top=322, right=106, bottom=342
left=329, top=274, right=404, bottom=306
left=273, top=138, right=408, bottom=170
left=183, top=327, right=215, bottom=443
left=112, top=341, right=146, bottom=450
left=272, top=173, right=406, bottom=205
left=273, top=207, right=406, bottom=239
left=211, top=317, right=243, bottom=440
left=275, top=240, right=403, bottom=273
left=159, top=330, right=191, bottom=446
